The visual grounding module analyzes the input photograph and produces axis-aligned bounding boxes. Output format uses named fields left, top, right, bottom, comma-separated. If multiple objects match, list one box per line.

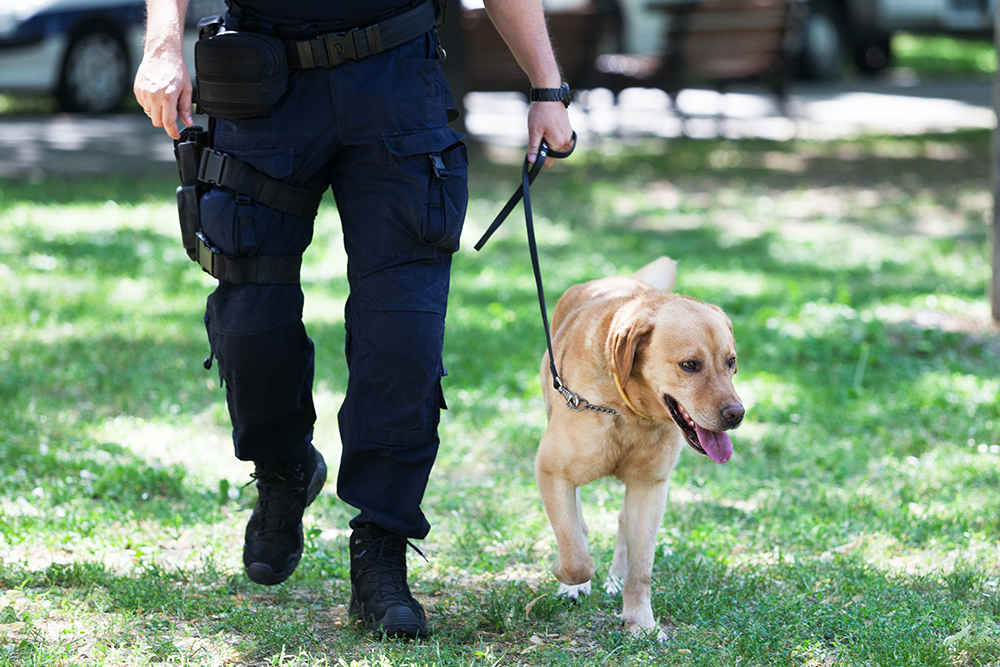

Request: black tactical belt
left=286, top=0, right=437, bottom=69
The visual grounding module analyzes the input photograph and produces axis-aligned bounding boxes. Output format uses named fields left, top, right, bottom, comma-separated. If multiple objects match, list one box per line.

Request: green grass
left=893, top=33, right=997, bottom=76
left=1, top=129, right=999, bottom=666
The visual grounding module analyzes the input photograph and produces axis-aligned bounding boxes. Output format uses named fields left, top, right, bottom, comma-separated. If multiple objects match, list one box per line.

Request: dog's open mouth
left=664, top=395, right=733, bottom=464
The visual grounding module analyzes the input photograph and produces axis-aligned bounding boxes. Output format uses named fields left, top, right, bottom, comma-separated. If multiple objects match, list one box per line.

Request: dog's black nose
left=721, top=403, right=745, bottom=428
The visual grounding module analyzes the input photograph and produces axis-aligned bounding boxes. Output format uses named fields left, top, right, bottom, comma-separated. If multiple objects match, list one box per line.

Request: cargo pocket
left=382, top=126, right=468, bottom=255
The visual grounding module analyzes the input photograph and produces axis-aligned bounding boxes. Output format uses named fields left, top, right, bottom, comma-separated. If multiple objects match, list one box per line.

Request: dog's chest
left=607, top=420, right=683, bottom=481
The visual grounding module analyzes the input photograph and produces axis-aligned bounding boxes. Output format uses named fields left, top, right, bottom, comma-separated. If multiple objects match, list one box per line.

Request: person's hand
left=133, top=44, right=193, bottom=140
left=527, top=101, right=574, bottom=167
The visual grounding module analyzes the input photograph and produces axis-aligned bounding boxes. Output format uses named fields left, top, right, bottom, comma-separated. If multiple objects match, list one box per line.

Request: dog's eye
left=680, top=360, right=700, bottom=372
left=727, top=357, right=737, bottom=370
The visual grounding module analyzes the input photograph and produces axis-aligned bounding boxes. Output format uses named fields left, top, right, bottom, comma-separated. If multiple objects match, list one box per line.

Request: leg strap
left=195, top=147, right=320, bottom=284
left=174, top=125, right=315, bottom=285
left=196, top=232, right=302, bottom=284
left=199, top=148, right=323, bottom=220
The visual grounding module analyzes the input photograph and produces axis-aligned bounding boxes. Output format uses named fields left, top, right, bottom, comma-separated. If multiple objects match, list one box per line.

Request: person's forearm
left=135, top=0, right=193, bottom=138
left=483, top=0, right=573, bottom=163
left=482, top=0, right=562, bottom=89
left=143, top=0, right=189, bottom=57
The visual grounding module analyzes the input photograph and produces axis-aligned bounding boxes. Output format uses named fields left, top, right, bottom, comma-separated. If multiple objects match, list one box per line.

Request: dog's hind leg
left=621, top=480, right=670, bottom=641
left=603, top=507, right=627, bottom=596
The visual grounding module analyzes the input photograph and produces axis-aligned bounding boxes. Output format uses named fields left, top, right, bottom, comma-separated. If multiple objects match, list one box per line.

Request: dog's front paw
left=603, top=570, right=624, bottom=596
left=557, top=580, right=592, bottom=601
left=627, top=622, right=668, bottom=643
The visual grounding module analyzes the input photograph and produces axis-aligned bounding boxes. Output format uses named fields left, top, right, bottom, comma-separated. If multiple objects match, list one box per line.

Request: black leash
left=474, top=133, right=618, bottom=416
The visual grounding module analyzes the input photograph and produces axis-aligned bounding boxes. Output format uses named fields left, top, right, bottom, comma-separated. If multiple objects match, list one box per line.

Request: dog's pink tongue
left=695, top=424, right=733, bottom=464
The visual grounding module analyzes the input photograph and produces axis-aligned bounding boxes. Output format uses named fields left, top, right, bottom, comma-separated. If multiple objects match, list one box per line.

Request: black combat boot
left=243, top=444, right=327, bottom=585
left=349, top=524, right=428, bottom=638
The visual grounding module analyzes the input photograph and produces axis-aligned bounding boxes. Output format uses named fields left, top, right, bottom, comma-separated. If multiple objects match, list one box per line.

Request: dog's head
left=607, top=295, right=744, bottom=464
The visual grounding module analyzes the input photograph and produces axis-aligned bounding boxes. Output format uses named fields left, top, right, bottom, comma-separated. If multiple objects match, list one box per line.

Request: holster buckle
left=196, top=231, right=221, bottom=276
left=198, top=149, right=228, bottom=186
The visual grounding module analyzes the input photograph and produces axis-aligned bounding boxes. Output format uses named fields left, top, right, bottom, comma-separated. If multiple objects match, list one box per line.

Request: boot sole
left=244, top=450, right=328, bottom=586
left=349, top=591, right=428, bottom=639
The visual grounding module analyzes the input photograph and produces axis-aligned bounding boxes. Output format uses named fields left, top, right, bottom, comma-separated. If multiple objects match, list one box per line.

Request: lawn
left=893, top=33, right=996, bottom=76
left=0, top=128, right=998, bottom=666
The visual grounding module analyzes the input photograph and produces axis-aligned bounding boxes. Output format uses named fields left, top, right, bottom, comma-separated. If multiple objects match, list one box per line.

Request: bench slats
left=454, top=0, right=800, bottom=113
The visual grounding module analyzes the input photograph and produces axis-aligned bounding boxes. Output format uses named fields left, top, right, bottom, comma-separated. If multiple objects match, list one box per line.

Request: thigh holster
left=173, top=126, right=322, bottom=284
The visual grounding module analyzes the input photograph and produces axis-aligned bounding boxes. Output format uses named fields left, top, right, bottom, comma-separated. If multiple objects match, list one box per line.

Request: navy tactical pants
left=200, top=24, right=468, bottom=539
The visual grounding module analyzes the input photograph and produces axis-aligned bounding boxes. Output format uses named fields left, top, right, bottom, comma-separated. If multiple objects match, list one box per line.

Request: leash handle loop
left=542, top=136, right=576, bottom=160
left=473, top=132, right=576, bottom=252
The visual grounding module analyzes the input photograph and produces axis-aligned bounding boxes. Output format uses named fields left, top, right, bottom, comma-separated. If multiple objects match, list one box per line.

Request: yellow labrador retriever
left=536, top=257, right=743, bottom=640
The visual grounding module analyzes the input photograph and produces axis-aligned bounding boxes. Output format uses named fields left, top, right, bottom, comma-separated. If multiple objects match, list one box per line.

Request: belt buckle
left=323, top=31, right=357, bottom=66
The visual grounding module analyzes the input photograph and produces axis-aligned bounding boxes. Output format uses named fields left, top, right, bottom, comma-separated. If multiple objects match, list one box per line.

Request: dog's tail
left=631, top=257, right=677, bottom=292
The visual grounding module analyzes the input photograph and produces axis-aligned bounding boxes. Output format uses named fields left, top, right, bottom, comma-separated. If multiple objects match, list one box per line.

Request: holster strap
left=198, top=148, right=322, bottom=220
left=286, top=0, right=436, bottom=69
left=197, top=234, right=302, bottom=284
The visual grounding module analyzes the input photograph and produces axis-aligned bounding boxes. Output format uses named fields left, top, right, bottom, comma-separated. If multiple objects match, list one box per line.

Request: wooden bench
left=595, top=0, right=801, bottom=116
left=440, top=1, right=622, bottom=99
left=439, top=0, right=800, bottom=130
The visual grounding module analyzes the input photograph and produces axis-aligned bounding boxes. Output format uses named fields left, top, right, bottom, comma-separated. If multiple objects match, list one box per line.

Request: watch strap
left=529, top=82, right=571, bottom=108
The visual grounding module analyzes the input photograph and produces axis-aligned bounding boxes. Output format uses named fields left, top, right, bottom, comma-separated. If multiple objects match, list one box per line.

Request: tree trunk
left=993, top=0, right=1000, bottom=322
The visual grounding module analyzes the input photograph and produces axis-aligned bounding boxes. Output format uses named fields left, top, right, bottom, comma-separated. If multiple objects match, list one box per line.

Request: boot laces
left=247, top=463, right=305, bottom=539
left=354, top=535, right=426, bottom=602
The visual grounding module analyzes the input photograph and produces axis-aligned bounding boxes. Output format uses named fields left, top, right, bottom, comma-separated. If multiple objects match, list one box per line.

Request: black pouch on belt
left=195, top=29, right=288, bottom=120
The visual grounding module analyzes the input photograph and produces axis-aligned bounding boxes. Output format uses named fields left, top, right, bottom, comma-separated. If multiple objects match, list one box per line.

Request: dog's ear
left=607, top=302, right=654, bottom=389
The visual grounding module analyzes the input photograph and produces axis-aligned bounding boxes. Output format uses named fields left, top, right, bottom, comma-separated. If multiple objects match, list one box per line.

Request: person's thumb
left=526, top=128, right=544, bottom=164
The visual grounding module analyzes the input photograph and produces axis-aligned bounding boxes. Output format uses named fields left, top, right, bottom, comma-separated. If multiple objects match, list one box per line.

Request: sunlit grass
left=1, top=130, right=999, bottom=665
left=894, top=33, right=997, bottom=76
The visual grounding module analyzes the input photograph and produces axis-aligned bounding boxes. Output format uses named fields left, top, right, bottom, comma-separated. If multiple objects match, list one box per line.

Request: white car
left=0, top=0, right=222, bottom=113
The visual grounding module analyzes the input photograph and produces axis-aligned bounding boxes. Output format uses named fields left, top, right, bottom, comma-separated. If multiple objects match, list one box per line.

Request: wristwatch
left=529, top=82, right=571, bottom=108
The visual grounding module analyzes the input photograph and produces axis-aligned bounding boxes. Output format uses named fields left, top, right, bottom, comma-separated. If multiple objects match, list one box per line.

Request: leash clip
left=554, top=377, right=617, bottom=415
left=555, top=377, right=584, bottom=411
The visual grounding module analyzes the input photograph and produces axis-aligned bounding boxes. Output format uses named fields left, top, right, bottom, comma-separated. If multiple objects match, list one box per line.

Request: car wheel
left=798, top=0, right=846, bottom=81
left=56, top=25, right=130, bottom=113
left=854, top=33, right=891, bottom=76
